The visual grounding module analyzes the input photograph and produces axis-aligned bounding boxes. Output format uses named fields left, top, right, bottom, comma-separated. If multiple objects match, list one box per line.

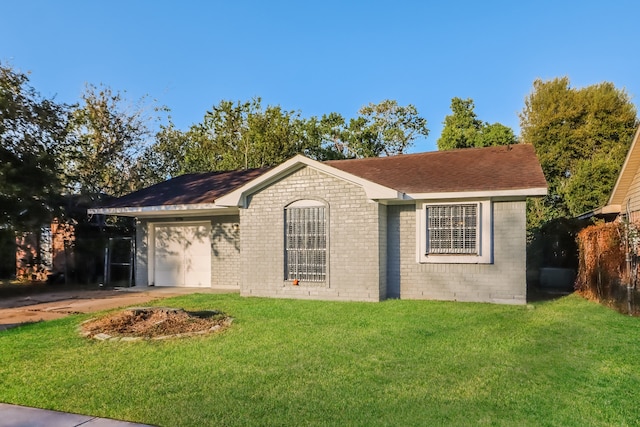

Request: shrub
left=575, top=221, right=638, bottom=315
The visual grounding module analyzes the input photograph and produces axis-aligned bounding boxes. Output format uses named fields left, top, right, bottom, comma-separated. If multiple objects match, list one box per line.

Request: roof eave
left=88, top=203, right=235, bottom=218
left=402, top=187, right=547, bottom=201
left=577, top=204, right=622, bottom=220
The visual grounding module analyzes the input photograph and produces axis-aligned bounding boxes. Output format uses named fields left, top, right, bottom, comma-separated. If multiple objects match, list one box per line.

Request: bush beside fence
left=575, top=222, right=638, bottom=315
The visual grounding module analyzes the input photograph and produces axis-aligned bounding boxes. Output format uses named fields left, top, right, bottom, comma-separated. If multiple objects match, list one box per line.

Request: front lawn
left=0, top=293, right=638, bottom=426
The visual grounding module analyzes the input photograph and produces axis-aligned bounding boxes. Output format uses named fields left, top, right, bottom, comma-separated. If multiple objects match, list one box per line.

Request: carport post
left=102, top=245, right=109, bottom=287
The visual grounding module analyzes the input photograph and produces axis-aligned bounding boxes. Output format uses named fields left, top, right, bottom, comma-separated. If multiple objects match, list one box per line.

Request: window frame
left=416, top=200, right=492, bottom=264
left=284, top=199, right=328, bottom=284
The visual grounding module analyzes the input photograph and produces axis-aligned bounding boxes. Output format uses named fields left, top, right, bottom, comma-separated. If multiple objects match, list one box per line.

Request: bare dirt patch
left=80, top=307, right=233, bottom=340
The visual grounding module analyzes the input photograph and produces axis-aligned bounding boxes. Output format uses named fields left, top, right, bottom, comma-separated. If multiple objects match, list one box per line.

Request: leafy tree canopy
left=437, top=97, right=516, bottom=150
left=356, top=100, right=429, bottom=156
left=66, top=84, right=162, bottom=198
left=520, top=77, right=638, bottom=221
left=145, top=98, right=310, bottom=175
left=139, top=99, right=429, bottom=181
left=0, top=63, right=69, bottom=229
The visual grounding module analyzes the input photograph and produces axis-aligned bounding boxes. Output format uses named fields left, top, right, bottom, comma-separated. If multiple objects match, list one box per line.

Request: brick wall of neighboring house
left=239, top=166, right=385, bottom=301
left=50, top=222, right=75, bottom=276
left=15, top=231, right=43, bottom=281
left=387, top=200, right=528, bottom=304
left=15, top=221, right=75, bottom=281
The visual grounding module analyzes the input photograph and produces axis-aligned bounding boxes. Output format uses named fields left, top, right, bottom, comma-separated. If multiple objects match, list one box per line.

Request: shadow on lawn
left=0, top=279, right=102, bottom=299
left=527, top=285, right=573, bottom=303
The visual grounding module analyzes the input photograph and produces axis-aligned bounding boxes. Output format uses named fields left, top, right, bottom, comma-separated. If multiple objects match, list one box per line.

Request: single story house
left=581, top=125, right=640, bottom=222
left=89, top=144, right=547, bottom=304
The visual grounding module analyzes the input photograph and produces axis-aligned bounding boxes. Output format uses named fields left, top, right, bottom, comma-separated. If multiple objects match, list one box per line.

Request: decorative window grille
left=285, top=206, right=326, bottom=282
left=426, top=204, right=478, bottom=254
left=40, top=226, right=53, bottom=268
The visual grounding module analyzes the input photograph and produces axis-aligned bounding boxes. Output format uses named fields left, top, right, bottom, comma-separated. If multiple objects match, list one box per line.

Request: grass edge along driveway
left=0, top=293, right=638, bottom=427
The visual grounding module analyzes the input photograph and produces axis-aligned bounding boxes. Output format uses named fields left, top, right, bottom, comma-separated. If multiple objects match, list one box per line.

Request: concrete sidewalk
left=0, top=403, right=154, bottom=426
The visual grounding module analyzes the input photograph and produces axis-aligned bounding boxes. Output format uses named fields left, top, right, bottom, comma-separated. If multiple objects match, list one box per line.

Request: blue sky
left=2, top=1, right=639, bottom=153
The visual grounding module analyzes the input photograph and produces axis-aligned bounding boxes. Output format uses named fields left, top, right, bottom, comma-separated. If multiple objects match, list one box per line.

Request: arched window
left=285, top=200, right=327, bottom=282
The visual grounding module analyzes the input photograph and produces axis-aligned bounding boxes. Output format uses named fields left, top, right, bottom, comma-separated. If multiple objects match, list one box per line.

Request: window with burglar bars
left=285, top=206, right=327, bottom=282
left=426, top=204, right=478, bottom=254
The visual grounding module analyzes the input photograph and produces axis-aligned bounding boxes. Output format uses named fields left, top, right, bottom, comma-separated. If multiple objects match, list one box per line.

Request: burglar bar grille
left=285, top=206, right=326, bottom=281
left=427, top=204, right=478, bottom=254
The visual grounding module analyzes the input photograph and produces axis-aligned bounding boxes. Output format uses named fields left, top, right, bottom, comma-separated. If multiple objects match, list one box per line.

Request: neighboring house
left=15, top=220, right=75, bottom=281
left=13, top=195, right=132, bottom=283
left=583, top=126, right=640, bottom=222
left=89, top=144, right=547, bottom=304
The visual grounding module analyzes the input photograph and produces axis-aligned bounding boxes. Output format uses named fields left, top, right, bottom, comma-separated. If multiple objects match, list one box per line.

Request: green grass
left=1, top=293, right=639, bottom=426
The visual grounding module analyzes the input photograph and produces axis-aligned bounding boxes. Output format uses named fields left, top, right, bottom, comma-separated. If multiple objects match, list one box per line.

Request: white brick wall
left=135, top=220, right=148, bottom=286
left=211, top=215, right=240, bottom=289
left=386, top=201, right=527, bottom=304
left=133, top=175, right=528, bottom=304
left=239, top=166, right=385, bottom=301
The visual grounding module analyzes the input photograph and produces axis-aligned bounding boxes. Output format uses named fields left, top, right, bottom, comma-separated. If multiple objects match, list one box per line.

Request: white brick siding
left=386, top=201, right=527, bottom=304
left=135, top=220, right=148, bottom=286
left=133, top=173, right=529, bottom=304
left=211, top=215, right=240, bottom=289
left=239, top=166, right=384, bottom=301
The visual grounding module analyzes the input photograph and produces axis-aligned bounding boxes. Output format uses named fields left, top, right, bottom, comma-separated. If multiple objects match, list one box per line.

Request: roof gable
left=607, top=126, right=640, bottom=208
left=215, top=155, right=401, bottom=207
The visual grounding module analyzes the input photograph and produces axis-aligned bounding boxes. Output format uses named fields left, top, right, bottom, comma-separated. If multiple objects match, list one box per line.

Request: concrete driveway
left=0, top=286, right=236, bottom=331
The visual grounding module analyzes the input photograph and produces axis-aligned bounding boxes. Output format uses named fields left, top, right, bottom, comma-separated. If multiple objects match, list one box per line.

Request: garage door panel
left=183, top=253, right=210, bottom=287
left=153, top=223, right=211, bottom=287
left=155, top=254, right=183, bottom=286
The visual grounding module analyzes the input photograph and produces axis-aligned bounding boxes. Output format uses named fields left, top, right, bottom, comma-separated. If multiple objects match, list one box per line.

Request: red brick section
left=95, top=168, right=269, bottom=208
left=326, top=144, right=546, bottom=194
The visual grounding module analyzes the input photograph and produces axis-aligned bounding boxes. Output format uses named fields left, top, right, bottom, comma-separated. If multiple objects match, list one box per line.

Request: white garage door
left=153, top=223, right=211, bottom=287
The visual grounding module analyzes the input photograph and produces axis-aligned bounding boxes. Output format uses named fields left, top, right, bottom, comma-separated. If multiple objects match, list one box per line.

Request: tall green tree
left=66, top=84, right=160, bottom=197
left=520, top=77, right=638, bottom=221
left=300, top=112, right=350, bottom=160
left=437, top=98, right=483, bottom=150
left=139, top=98, right=429, bottom=181
left=136, top=121, right=188, bottom=186
left=305, top=100, right=429, bottom=159
left=356, top=100, right=429, bottom=156
left=479, top=122, right=518, bottom=147
left=139, top=98, right=313, bottom=178
left=188, top=98, right=307, bottom=172
left=0, top=64, right=69, bottom=229
left=437, top=97, right=517, bottom=150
